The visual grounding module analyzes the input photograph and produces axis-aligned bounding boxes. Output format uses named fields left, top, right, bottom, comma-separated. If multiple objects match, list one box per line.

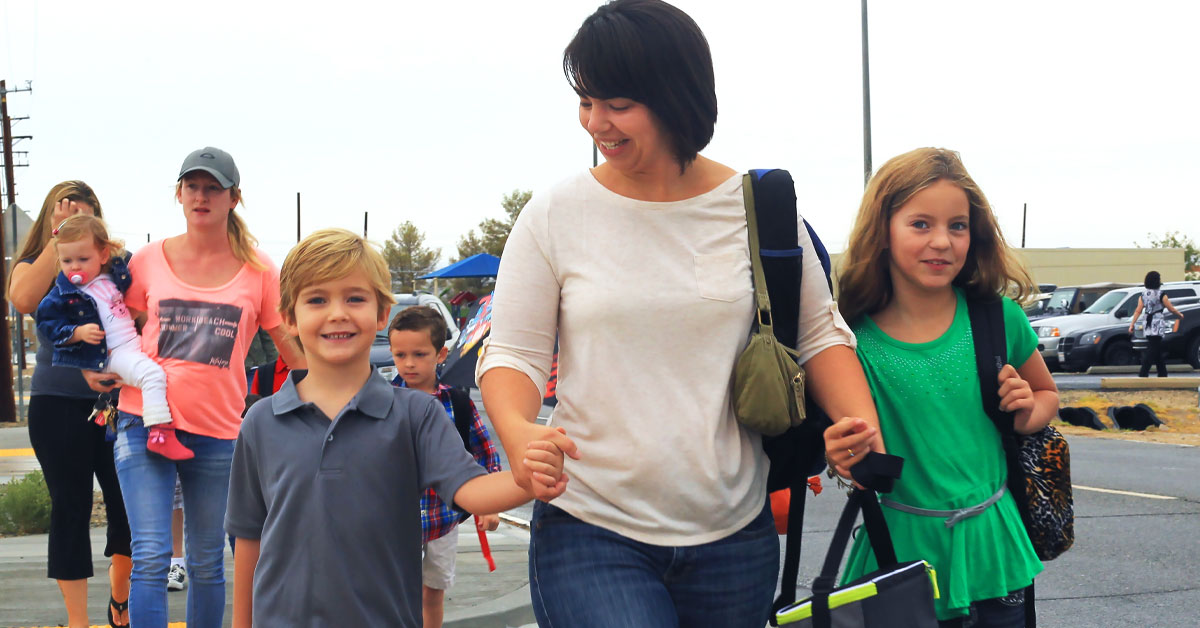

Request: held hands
left=522, top=426, right=580, bottom=502
left=822, top=417, right=877, bottom=480
left=71, top=323, right=105, bottom=345
left=997, top=364, right=1035, bottom=421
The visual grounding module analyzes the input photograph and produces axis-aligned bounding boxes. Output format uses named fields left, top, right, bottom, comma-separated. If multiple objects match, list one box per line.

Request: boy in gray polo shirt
left=225, top=229, right=577, bottom=627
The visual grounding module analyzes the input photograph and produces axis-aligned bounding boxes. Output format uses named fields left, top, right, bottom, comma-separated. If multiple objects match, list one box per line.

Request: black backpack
left=446, top=386, right=476, bottom=447
left=749, top=169, right=836, bottom=620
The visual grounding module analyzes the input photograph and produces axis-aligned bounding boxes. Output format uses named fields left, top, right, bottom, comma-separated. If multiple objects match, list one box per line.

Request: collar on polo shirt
left=271, top=369, right=396, bottom=420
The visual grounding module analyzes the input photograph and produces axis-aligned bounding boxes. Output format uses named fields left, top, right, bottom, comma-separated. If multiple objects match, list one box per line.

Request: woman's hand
left=49, top=198, right=88, bottom=232
left=823, top=417, right=877, bottom=479
left=82, top=370, right=123, bottom=393
left=998, top=364, right=1035, bottom=422
left=519, top=426, right=579, bottom=501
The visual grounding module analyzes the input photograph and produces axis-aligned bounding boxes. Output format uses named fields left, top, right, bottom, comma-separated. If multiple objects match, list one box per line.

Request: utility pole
left=363, top=212, right=368, bottom=239
left=1021, top=203, right=1027, bottom=248
left=861, top=0, right=873, bottom=187
left=296, top=193, right=301, bottom=243
left=1, top=80, right=33, bottom=422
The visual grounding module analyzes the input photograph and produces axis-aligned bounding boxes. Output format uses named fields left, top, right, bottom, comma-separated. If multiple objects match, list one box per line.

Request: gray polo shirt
left=225, top=370, right=487, bottom=627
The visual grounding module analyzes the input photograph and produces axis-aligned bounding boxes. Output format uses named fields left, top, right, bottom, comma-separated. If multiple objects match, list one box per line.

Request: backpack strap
left=446, top=387, right=475, bottom=448
left=964, top=296, right=1037, bottom=628
left=751, top=169, right=829, bottom=623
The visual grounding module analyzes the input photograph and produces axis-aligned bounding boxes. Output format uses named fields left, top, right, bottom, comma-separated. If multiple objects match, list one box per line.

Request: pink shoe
left=147, top=426, right=194, bottom=461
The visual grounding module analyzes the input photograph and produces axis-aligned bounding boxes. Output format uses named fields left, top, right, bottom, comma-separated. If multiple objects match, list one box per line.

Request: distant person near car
left=1129, top=270, right=1184, bottom=377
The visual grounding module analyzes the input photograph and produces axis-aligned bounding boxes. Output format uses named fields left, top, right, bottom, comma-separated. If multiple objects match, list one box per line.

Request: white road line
left=1075, top=485, right=1178, bottom=500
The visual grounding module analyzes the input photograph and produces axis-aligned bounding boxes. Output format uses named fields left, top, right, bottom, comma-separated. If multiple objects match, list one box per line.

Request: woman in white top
left=477, top=1, right=881, bottom=625
left=1128, top=270, right=1184, bottom=378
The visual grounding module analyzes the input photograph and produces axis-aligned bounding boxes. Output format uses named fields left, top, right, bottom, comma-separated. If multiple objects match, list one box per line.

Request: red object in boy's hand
left=475, top=516, right=496, bottom=572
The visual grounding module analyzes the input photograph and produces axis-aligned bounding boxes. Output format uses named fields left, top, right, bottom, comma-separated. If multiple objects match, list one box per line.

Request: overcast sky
left=2, top=0, right=1197, bottom=268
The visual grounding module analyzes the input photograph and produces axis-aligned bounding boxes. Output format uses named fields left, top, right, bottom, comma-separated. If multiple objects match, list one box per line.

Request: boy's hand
left=476, top=513, right=500, bottom=532
left=822, top=416, right=877, bottom=480
left=72, top=324, right=105, bottom=345
left=997, top=364, right=1034, bottom=421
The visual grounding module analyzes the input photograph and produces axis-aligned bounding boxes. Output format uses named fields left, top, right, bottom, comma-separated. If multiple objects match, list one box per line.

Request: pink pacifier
left=69, top=273, right=85, bottom=284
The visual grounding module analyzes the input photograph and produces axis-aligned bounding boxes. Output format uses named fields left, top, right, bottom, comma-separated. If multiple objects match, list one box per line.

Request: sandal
left=108, top=593, right=129, bottom=628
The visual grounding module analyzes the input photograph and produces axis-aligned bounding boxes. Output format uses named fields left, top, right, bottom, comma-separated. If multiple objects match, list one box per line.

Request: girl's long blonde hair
left=174, top=181, right=266, bottom=271
left=837, top=147, right=1034, bottom=323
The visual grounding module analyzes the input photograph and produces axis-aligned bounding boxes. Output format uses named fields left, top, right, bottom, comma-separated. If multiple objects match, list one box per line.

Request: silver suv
left=1033, top=281, right=1200, bottom=369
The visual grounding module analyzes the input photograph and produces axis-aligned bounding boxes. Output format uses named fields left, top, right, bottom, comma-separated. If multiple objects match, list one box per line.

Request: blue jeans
left=113, top=412, right=234, bottom=628
left=529, top=500, right=779, bottom=627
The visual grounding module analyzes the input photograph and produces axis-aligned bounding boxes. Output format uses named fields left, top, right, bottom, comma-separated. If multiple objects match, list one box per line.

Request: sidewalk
left=0, top=519, right=535, bottom=628
left=0, top=424, right=537, bottom=628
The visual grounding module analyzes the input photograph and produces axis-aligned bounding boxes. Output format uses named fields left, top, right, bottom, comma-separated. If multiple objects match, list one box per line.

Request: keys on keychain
left=87, top=393, right=115, bottom=427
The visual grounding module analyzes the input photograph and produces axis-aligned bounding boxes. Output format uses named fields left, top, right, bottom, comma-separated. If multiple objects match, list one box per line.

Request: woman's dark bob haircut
left=564, top=0, right=717, bottom=170
left=1144, top=270, right=1162, bottom=290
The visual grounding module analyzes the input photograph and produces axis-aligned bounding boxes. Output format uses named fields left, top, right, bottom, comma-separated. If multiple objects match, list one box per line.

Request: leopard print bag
left=1017, top=425, right=1074, bottom=560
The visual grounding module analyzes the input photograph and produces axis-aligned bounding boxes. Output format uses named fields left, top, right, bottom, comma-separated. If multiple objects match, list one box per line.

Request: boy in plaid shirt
left=389, top=306, right=503, bottom=628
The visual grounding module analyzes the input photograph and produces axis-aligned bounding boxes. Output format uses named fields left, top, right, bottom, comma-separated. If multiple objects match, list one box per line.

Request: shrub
left=0, top=471, right=53, bottom=535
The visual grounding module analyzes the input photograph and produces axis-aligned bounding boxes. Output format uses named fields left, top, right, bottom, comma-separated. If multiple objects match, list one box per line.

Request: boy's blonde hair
left=278, top=228, right=395, bottom=323
left=53, top=214, right=126, bottom=268
left=837, top=147, right=1034, bottom=322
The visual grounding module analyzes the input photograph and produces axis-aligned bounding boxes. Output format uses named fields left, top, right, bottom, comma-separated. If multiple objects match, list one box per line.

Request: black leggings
left=26, top=395, right=131, bottom=580
left=1139, top=335, right=1167, bottom=378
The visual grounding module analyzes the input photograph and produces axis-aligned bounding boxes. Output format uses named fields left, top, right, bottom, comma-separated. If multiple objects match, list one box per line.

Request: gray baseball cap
left=178, top=146, right=240, bottom=189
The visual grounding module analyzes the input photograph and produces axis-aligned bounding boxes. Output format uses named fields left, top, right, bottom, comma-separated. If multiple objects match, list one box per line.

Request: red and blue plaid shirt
left=395, top=379, right=503, bottom=543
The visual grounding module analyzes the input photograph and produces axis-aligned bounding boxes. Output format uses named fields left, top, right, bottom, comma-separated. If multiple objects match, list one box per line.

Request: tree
left=1136, top=231, right=1200, bottom=280
left=383, top=221, right=442, bottom=293
left=449, top=189, right=533, bottom=295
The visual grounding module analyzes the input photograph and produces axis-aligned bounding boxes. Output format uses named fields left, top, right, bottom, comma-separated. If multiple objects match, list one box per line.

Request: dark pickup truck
left=1132, top=296, right=1200, bottom=369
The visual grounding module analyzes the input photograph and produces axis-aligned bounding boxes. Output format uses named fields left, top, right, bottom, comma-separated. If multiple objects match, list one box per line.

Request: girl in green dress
left=823, top=147, right=1059, bottom=627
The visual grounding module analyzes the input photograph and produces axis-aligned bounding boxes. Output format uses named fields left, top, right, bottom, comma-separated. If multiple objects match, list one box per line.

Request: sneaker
left=167, top=563, right=187, bottom=591
left=147, top=426, right=195, bottom=461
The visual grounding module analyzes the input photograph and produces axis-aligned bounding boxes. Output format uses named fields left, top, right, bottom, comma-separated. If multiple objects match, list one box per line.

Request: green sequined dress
left=839, top=289, right=1043, bottom=620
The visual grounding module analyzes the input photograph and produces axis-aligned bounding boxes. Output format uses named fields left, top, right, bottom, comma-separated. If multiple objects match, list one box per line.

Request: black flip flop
left=108, top=594, right=129, bottom=628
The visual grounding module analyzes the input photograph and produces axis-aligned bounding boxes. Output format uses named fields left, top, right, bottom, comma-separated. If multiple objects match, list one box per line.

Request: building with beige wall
left=828, top=248, right=1186, bottom=294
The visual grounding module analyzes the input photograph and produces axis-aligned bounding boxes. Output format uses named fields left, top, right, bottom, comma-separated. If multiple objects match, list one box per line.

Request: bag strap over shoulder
left=741, top=174, right=779, bottom=340
left=446, top=387, right=475, bottom=448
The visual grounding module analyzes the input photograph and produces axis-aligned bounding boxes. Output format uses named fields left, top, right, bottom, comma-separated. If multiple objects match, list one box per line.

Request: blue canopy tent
left=419, top=253, right=501, bottom=279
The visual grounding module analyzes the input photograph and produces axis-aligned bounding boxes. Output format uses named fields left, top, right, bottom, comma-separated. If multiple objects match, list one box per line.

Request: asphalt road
left=780, top=436, right=1200, bottom=628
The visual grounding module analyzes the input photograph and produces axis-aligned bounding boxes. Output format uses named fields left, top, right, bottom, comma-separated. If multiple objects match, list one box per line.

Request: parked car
left=1038, top=282, right=1200, bottom=370
left=1131, top=295, right=1200, bottom=369
left=1023, top=293, right=1054, bottom=320
left=1042, top=282, right=1138, bottom=318
left=370, top=293, right=460, bottom=382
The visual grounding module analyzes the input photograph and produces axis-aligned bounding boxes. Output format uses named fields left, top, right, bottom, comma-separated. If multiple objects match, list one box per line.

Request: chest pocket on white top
left=694, top=250, right=751, bottom=303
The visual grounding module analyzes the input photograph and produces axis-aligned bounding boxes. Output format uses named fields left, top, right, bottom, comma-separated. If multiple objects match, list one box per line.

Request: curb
left=1100, top=377, right=1200, bottom=390
left=1087, top=364, right=1195, bottom=374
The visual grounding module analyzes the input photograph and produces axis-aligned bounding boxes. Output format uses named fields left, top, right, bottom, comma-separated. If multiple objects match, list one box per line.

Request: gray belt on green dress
left=880, top=486, right=1008, bottom=529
